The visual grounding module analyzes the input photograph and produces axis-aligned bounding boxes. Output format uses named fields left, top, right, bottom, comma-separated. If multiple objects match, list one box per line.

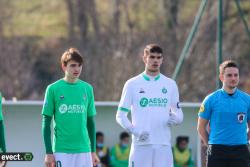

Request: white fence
left=2, top=101, right=201, bottom=167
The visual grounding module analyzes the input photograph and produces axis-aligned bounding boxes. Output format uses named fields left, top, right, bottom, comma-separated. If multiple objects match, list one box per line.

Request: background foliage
left=0, top=0, right=249, bottom=101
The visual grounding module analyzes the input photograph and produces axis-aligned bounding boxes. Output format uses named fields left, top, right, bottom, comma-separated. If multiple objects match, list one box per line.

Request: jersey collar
left=221, top=88, right=238, bottom=98
left=142, top=72, right=160, bottom=81
left=61, top=78, right=80, bottom=85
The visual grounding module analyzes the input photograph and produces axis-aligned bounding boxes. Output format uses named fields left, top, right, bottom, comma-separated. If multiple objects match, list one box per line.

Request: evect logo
left=59, top=104, right=85, bottom=114
left=139, top=97, right=168, bottom=107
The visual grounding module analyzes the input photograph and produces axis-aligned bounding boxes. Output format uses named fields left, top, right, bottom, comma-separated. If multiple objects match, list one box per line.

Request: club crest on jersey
left=237, top=113, right=245, bottom=123
left=162, top=87, right=167, bottom=94
left=139, top=88, right=145, bottom=93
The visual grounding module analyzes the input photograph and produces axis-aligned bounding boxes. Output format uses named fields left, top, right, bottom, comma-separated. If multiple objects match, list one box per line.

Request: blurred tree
left=162, top=0, right=180, bottom=73
left=0, top=0, right=249, bottom=100
left=65, top=0, right=76, bottom=40
left=76, top=0, right=89, bottom=44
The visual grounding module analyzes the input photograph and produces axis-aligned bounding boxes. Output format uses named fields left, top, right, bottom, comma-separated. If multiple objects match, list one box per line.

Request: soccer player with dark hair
left=42, top=48, right=99, bottom=167
left=110, top=132, right=130, bottom=167
left=96, top=131, right=110, bottom=167
left=116, top=44, right=183, bottom=167
left=173, top=136, right=194, bottom=167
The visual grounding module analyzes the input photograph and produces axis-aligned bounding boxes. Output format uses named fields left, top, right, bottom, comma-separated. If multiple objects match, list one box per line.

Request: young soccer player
left=42, top=48, right=99, bottom=167
left=116, top=44, right=183, bottom=167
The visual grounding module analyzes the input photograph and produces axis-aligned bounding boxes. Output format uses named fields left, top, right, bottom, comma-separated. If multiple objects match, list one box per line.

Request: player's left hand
left=167, top=114, right=177, bottom=126
left=167, top=111, right=180, bottom=126
left=91, top=152, right=100, bottom=167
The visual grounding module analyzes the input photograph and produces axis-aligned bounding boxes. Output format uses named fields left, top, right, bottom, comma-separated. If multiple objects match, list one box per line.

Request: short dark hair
left=219, top=60, right=239, bottom=75
left=176, top=136, right=189, bottom=145
left=120, top=131, right=129, bottom=140
left=96, top=131, right=104, bottom=138
left=144, top=44, right=163, bottom=56
left=61, top=48, right=83, bottom=66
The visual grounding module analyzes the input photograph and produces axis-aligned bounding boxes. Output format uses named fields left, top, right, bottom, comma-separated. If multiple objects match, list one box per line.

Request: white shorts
left=54, top=152, right=93, bottom=167
left=129, top=144, right=173, bottom=167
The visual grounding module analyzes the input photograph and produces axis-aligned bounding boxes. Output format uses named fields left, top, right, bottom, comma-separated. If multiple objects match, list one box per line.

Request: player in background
left=42, top=48, right=99, bottom=167
left=0, top=93, right=6, bottom=167
left=172, top=136, right=194, bottom=167
left=110, top=132, right=130, bottom=167
left=116, top=44, right=183, bottom=167
left=197, top=60, right=250, bottom=167
left=96, top=131, right=110, bottom=167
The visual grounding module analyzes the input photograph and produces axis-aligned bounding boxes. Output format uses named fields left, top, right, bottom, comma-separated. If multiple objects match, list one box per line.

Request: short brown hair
left=61, top=48, right=83, bottom=66
left=219, top=60, right=239, bottom=74
left=144, top=44, right=163, bottom=56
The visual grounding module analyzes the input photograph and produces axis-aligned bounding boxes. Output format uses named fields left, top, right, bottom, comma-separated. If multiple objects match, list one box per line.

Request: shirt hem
left=53, top=149, right=91, bottom=153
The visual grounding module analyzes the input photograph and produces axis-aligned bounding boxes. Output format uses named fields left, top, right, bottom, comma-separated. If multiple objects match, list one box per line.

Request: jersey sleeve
left=87, top=86, right=96, bottom=117
left=168, top=81, right=183, bottom=125
left=170, top=81, right=181, bottom=109
left=118, top=81, right=132, bottom=112
left=0, top=93, right=3, bottom=121
left=198, top=95, right=212, bottom=120
left=42, top=85, right=55, bottom=116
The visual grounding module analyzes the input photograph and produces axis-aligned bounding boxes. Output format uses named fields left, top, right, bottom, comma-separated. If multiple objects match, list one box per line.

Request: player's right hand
left=44, top=154, right=55, bottom=167
left=0, top=161, right=7, bottom=167
left=128, top=126, right=140, bottom=138
left=130, top=127, right=150, bottom=142
left=137, top=131, right=150, bottom=142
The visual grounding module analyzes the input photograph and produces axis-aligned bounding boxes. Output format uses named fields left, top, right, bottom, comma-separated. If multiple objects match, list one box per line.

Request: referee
left=197, top=60, right=250, bottom=167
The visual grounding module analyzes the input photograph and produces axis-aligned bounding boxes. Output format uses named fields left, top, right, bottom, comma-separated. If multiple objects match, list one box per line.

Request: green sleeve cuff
left=42, top=115, right=53, bottom=154
left=0, top=120, right=6, bottom=152
left=87, top=116, right=96, bottom=152
left=118, top=107, right=131, bottom=112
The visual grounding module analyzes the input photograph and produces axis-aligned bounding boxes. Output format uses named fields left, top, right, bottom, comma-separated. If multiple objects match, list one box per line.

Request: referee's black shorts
left=206, top=144, right=250, bottom=167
